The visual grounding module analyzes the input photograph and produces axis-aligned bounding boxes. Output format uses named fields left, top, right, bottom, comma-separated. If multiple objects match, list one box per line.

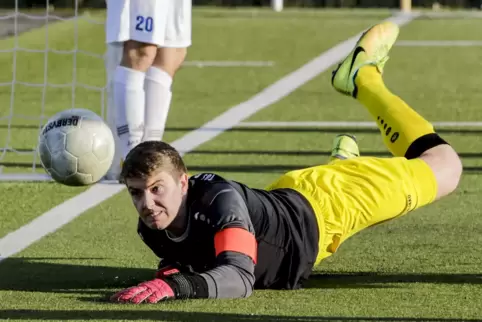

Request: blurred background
left=2, top=0, right=482, bottom=11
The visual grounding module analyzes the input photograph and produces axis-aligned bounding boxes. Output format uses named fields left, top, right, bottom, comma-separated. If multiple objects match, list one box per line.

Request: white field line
left=183, top=61, right=275, bottom=67
left=397, top=40, right=482, bottom=47
left=0, top=13, right=417, bottom=262
left=238, top=121, right=482, bottom=128
left=415, top=11, right=482, bottom=19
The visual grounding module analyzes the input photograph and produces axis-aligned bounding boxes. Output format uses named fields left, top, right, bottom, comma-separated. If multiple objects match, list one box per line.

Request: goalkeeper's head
left=120, top=141, right=189, bottom=233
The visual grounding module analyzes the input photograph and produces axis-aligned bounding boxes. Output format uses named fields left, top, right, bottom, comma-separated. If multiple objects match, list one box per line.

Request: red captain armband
left=214, top=228, right=257, bottom=264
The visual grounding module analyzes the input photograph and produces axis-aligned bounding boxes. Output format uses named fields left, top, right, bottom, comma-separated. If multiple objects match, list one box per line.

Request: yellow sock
left=355, top=66, right=435, bottom=157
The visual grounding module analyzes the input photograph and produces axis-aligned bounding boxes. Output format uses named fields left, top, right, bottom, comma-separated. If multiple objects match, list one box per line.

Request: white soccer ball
left=38, top=108, right=115, bottom=186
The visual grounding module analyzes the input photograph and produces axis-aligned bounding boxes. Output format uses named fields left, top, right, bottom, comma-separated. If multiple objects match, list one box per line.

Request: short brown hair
left=120, top=141, right=187, bottom=183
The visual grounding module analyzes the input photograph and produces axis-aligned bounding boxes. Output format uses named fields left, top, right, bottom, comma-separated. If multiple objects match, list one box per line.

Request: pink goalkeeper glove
left=110, top=278, right=175, bottom=304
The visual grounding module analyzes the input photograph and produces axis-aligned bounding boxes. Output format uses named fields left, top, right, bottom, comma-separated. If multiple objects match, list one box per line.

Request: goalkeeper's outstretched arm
left=156, top=251, right=255, bottom=300
left=201, top=252, right=255, bottom=299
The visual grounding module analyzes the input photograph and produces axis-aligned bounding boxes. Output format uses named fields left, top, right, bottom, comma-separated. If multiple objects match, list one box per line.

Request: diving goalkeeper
left=110, top=21, right=462, bottom=303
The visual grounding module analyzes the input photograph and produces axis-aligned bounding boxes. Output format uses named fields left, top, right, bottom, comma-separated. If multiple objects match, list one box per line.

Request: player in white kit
left=104, top=0, right=192, bottom=178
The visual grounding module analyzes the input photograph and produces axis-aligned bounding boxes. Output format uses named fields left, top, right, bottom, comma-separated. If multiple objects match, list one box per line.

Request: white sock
left=114, top=66, right=146, bottom=159
left=143, top=66, right=173, bottom=142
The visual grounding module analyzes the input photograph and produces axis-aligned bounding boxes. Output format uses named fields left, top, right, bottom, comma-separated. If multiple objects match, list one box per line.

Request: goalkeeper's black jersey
left=137, top=172, right=319, bottom=290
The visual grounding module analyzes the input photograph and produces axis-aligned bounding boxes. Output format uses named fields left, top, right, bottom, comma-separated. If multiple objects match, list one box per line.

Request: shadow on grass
left=0, top=257, right=154, bottom=295
left=187, top=150, right=482, bottom=158
left=304, top=272, right=482, bottom=289
left=1, top=258, right=481, bottom=292
left=1, top=309, right=481, bottom=322
left=1, top=259, right=482, bottom=321
left=183, top=165, right=482, bottom=174
left=3, top=148, right=482, bottom=159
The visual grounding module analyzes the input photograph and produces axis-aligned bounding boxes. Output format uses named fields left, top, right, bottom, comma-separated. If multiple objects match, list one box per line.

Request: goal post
left=0, top=0, right=285, bottom=183
left=270, top=0, right=411, bottom=12
left=400, top=0, right=412, bottom=12
left=0, top=0, right=110, bottom=182
left=271, top=0, right=284, bottom=12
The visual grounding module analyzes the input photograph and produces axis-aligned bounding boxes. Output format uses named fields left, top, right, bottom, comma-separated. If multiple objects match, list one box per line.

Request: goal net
left=0, top=0, right=118, bottom=182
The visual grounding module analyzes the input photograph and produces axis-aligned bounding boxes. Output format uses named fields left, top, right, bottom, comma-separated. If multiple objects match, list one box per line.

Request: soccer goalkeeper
left=110, top=21, right=462, bottom=303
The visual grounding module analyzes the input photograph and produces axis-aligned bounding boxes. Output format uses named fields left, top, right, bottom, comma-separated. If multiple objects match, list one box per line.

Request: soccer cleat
left=330, top=134, right=360, bottom=161
left=331, top=21, right=400, bottom=98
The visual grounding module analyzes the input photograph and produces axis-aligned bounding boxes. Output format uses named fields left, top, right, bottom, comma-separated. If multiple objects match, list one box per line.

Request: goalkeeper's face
left=126, top=170, right=189, bottom=230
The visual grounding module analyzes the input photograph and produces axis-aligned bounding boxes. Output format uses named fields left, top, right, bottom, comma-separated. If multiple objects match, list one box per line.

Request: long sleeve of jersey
left=197, top=184, right=257, bottom=298
left=200, top=252, right=255, bottom=298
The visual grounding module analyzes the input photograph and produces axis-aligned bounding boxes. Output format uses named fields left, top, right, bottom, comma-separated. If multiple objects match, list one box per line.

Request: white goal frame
left=0, top=1, right=117, bottom=182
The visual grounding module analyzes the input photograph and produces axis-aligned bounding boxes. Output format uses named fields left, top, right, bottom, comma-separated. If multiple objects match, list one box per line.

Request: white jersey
left=105, top=0, right=192, bottom=48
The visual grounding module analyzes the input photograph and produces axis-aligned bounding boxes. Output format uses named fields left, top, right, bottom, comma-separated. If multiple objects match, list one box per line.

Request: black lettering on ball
left=42, top=116, right=80, bottom=135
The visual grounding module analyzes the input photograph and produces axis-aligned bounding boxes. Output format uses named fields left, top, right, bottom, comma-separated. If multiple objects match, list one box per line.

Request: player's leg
left=143, top=0, right=191, bottom=142
left=269, top=22, right=463, bottom=265
left=105, top=0, right=167, bottom=159
left=305, top=155, right=443, bottom=264
left=105, top=42, right=125, bottom=179
left=331, top=21, right=462, bottom=200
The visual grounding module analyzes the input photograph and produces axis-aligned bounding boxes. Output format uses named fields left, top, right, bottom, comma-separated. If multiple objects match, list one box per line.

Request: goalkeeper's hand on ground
left=110, top=278, right=175, bottom=304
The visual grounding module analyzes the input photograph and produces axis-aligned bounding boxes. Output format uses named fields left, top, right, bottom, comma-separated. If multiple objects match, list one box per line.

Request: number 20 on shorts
left=136, top=15, right=153, bottom=32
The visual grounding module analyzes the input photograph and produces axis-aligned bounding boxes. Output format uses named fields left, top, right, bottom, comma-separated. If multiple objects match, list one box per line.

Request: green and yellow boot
left=331, top=21, right=400, bottom=98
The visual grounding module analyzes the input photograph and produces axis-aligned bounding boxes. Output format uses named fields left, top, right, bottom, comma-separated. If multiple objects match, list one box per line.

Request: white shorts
left=105, top=0, right=192, bottom=48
